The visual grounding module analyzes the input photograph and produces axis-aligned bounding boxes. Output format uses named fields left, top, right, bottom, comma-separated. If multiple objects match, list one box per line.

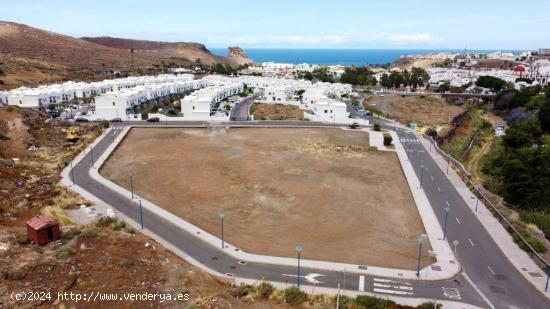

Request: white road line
left=455, top=217, right=461, bottom=224
left=488, top=266, right=496, bottom=275
left=373, top=288, right=414, bottom=296
left=373, top=283, right=414, bottom=291
left=358, top=275, right=365, bottom=292
left=373, top=278, right=413, bottom=286
left=437, top=186, right=441, bottom=192
left=445, top=201, right=450, bottom=206
left=468, top=238, right=475, bottom=246
left=430, top=176, right=434, bottom=181
left=463, top=272, right=496, bottom=309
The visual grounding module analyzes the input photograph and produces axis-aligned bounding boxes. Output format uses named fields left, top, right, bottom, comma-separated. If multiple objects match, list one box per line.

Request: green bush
left=16, top=236, right=30, bottom=245
left=55, top=245, right=75, bottom=258
left=111, top=220, right=126, bottom=231
left=284, top=287, right=307, bottom=305
left=123, top=226, right=136, bottom=234
left=257, top=282, right=274, bottom=299
left=62, top=227, right=82, bottom=240
left=373, top=123, right=381, bottom=131
left=355, top=295, right=395, bottom=309
left=520, top=210, right=550, bottom=240
left=383, top=134, right=393, bottom=146
left=100, top=120, right=109, bottom=128
left=80, top=228, right=98, bottom=238
left=95, top=216, right=116, bottom=227
left=417, top=302, right=442, bottom=309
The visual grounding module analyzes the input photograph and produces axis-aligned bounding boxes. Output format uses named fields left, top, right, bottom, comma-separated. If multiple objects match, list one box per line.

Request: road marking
left=488, top=266, right=496, bottom=275
left=442, top=287, right=462, bottom=300
left=373, top=283, right=413, bottom=291
left=463, top=273, right=496, bottom=309
left=373, top=288, right=414, bottom=296
left=445, top=201, right=450, bottom=206
left=437, top=186, right=441, bottom=192
left=358, top=276, right=365, bottom=292
left=455, top=217, right=461, bottom=224
left=373, top=278, right=412, bottom=286
left=468, top=238, right=475, bottom=246
left=430, top=176, right=434, bottom=181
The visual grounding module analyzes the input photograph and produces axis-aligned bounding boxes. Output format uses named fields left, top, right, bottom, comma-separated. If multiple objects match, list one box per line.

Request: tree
left=476, top=76, right=507, bottom=93
left=379, top=73, right=391, bottom=88
left=539, top=94, right=550, bottom=133
left=383, top=134, right=393, bottom=146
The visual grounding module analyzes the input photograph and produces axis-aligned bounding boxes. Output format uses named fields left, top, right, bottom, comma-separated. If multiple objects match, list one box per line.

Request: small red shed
left=26, top=215, right=60, bottom=245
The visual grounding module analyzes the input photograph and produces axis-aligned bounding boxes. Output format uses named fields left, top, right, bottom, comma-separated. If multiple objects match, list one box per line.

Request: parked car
left=349, top=122, right=360, bottom=129
left=75, top=117, right=89, bottom=123
left=110, top=118, right=122, bottom=122
left=147, top=117, right=160, bottom=122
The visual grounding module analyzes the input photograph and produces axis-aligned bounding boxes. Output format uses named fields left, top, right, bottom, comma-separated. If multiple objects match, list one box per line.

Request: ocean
left=210, top=48, right=521, bottom=66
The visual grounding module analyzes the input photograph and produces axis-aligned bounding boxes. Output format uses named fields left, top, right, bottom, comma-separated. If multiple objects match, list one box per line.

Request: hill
left=0, top=21, right=246, bottom=90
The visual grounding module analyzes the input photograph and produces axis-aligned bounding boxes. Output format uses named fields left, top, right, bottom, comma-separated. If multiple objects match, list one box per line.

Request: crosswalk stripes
left=371, top=278, right=414, bottom=296
left=399, top=138, right=420, bottom=144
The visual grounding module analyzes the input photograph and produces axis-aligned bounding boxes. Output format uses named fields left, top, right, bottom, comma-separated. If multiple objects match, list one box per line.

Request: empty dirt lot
left=101, top=128, right=427, bottom=269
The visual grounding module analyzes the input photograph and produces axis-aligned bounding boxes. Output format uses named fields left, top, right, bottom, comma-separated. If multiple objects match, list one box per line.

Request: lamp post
left=219, top=213, right=225, bottom=249
left=545, top=267, right=550, bottom=292
left=139, top=199, right=144, bottom=230
left=443, top=207, right=451, bottom=240
left=453, top=240, right=460, bottom=256
left=296, top=245, right=303, bottom=288
left=419, top=165, right=425, bottom=188
left=416, top=234, right=427, bottom=277
left=129, top=172, right=134, bottom=199
left=70, top=160, right=75, bottom=185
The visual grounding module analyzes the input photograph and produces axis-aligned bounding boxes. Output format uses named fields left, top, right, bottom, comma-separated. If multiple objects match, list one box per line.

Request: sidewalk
left=415, top=131, right=550, bottom=299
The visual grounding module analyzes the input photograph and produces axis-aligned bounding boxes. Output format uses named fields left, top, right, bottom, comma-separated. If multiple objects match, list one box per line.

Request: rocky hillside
left=0, top=21, right=249, bottom=90
left=80, top=36, right=227, bottom=66
left=228, top=46, right=253, bottom=66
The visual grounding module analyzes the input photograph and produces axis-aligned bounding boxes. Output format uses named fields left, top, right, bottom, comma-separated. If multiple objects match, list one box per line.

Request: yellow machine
left=65, top=127, right=79, bottom=143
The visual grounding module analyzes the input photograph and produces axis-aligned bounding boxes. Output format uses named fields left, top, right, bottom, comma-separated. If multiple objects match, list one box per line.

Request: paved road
left=229, top=96, right=255, bottom=121
left=69, top=122, right=550, bottom=308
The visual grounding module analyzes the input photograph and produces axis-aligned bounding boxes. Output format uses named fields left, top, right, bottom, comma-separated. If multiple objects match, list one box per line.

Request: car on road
left=147, top=117, right=160, bottom=122
left=349, top=122, right=360, bottom=129
left=75, top=117, right=89, bottom=123
left=110, top=118, right=122, bottom=122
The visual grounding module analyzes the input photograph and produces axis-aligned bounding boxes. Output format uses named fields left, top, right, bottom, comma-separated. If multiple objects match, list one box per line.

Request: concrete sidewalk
left=415, top=132, right=550, bottom=299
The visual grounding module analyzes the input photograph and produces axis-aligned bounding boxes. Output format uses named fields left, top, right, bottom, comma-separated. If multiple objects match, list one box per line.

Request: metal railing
left=422, top=134, right=550, bottom=270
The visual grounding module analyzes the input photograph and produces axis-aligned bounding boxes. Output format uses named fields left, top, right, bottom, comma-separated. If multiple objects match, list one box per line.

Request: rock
left=228, top=47, right=253, bottom=66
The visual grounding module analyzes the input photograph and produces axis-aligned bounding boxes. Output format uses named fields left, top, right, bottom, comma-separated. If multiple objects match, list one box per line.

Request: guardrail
left=422, top=134, right=550, bottom=270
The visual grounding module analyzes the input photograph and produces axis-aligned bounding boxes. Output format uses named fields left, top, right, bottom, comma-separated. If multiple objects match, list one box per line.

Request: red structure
left=26, top=215, right=60, bottom=245
left=513, top=65, right=526, bottom=77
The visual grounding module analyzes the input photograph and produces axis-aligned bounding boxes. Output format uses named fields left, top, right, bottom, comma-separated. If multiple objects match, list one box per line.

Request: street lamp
left=545, top=267, right=550, bottom=292
left=139, top=199, right=144, bottom=230
left=453, top=240, right=460, bottom=256
left=219, top=213, right=225, bottom=249
left=129, top=172, right=134, bottom=199
left=416, top=234, right=427, bottom=277
left=443, top=206, right=451, bottom=240
left=296, top=245, right=303, bottom=288
left=419, top=165, right=424, bottom=188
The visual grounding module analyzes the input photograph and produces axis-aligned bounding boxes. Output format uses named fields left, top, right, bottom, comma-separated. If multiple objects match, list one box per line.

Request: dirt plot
left=251, top=103, right=305, bottom=120
left=365, top=95, right=464, bottom=132
left=102, top=128, right=427, bottom=269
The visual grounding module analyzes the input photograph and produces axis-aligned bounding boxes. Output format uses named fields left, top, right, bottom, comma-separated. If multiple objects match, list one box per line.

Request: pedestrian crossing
left=366, top=277, right=415, bottom=296
left=400, top=137, right=420, bottom=144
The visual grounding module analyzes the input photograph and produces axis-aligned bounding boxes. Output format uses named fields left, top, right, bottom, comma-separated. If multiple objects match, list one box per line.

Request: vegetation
left=340, top=66, right=377, bottom=86
left=383, top=134, right=393, bottom=146
left=297, top=67, right=334, bottom=83
left=355, top=295, right=396, bottom=309
left=283, top=287, right=307, bottom=305
left=62, top=227, right=82, bottom=240
left=475, top=75, right=508, bottom=93
left=483, top=86, right=550, bottom=211
left=379, top=67, right=429, bottom=89
left=373, top=123, right=381, bottom=131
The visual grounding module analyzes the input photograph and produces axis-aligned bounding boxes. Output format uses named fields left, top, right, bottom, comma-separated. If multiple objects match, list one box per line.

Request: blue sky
left=1, top=0, right=549, bottom=49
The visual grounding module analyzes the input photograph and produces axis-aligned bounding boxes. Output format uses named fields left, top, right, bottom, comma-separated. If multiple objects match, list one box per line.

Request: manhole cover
left=230, top=266, right=236, bottom=270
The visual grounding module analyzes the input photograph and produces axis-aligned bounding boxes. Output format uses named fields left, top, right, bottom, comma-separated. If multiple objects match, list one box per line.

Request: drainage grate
left=529, top=272, right=543, bottom=278
left=238, top=261, right=247, bottom=265
left=431, top=265, right=442, bottom=271
left=358, top=265, right=368, bottom=270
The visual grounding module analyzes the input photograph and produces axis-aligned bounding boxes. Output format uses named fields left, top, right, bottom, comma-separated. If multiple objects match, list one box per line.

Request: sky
left=1, top=0, right=549, bottom=50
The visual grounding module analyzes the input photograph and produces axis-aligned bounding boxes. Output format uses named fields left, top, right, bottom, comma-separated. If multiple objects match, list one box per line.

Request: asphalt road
left=229, top=96, right=255, bottom=121
left=69, top=121, right=550, bottom=308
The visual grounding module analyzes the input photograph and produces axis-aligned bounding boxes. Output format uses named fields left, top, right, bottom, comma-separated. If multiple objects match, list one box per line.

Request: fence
left=422, top=134, right=550, bottom=271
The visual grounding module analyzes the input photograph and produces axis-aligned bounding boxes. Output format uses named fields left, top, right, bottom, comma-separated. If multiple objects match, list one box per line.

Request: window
left=324, top=110, right=328, bottom=113
left=192, top=106, right=195, bottom=110
left=112, top=102, right=115, bottom=106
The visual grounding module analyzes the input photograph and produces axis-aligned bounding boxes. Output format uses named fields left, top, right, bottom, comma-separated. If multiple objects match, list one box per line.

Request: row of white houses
left=181, top=77, right=244, bottom=120
left=0, top=74, right=195, bottom=108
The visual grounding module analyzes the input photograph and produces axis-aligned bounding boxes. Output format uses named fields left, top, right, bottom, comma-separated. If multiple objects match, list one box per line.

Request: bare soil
left=364, top=95, right=464, bottom=132
left=251, top=103, right=305, bottom=120
left=102, top=128, right=426, bottom=269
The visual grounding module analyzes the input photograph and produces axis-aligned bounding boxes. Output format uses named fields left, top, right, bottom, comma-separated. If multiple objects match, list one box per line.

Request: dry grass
left=40, top=206, right=75, bottom=226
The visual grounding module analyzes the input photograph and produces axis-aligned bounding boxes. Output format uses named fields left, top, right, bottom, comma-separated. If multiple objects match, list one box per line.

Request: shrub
left=55, top=245, right=75, bottom=258
left=16, top=236, right=30, bottom=245
left=111, top=220, right=126, bottom=231
left=123, top=226, right=136, bottom=234
left=62, top=227, right=82, bottom=240
left=95, top=216, right=116, bottom=227
left=418, top=302, right=442, bottom=309
left=100, top=120, right=109, bottom=128
left=284, top=287, right=307, bottom=305
left=257, top=282, right=274, bottom=299
left=355, top=295, right=395, bottom=309
left=31, top=245, right=44, bottom=254
left=373, top=123, right=381, bottom=131
left=383, top=134, right=393, bottom=146
left=231, top=285, right=251, bottom=298
left=80, top=228, right=98, bottom=238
